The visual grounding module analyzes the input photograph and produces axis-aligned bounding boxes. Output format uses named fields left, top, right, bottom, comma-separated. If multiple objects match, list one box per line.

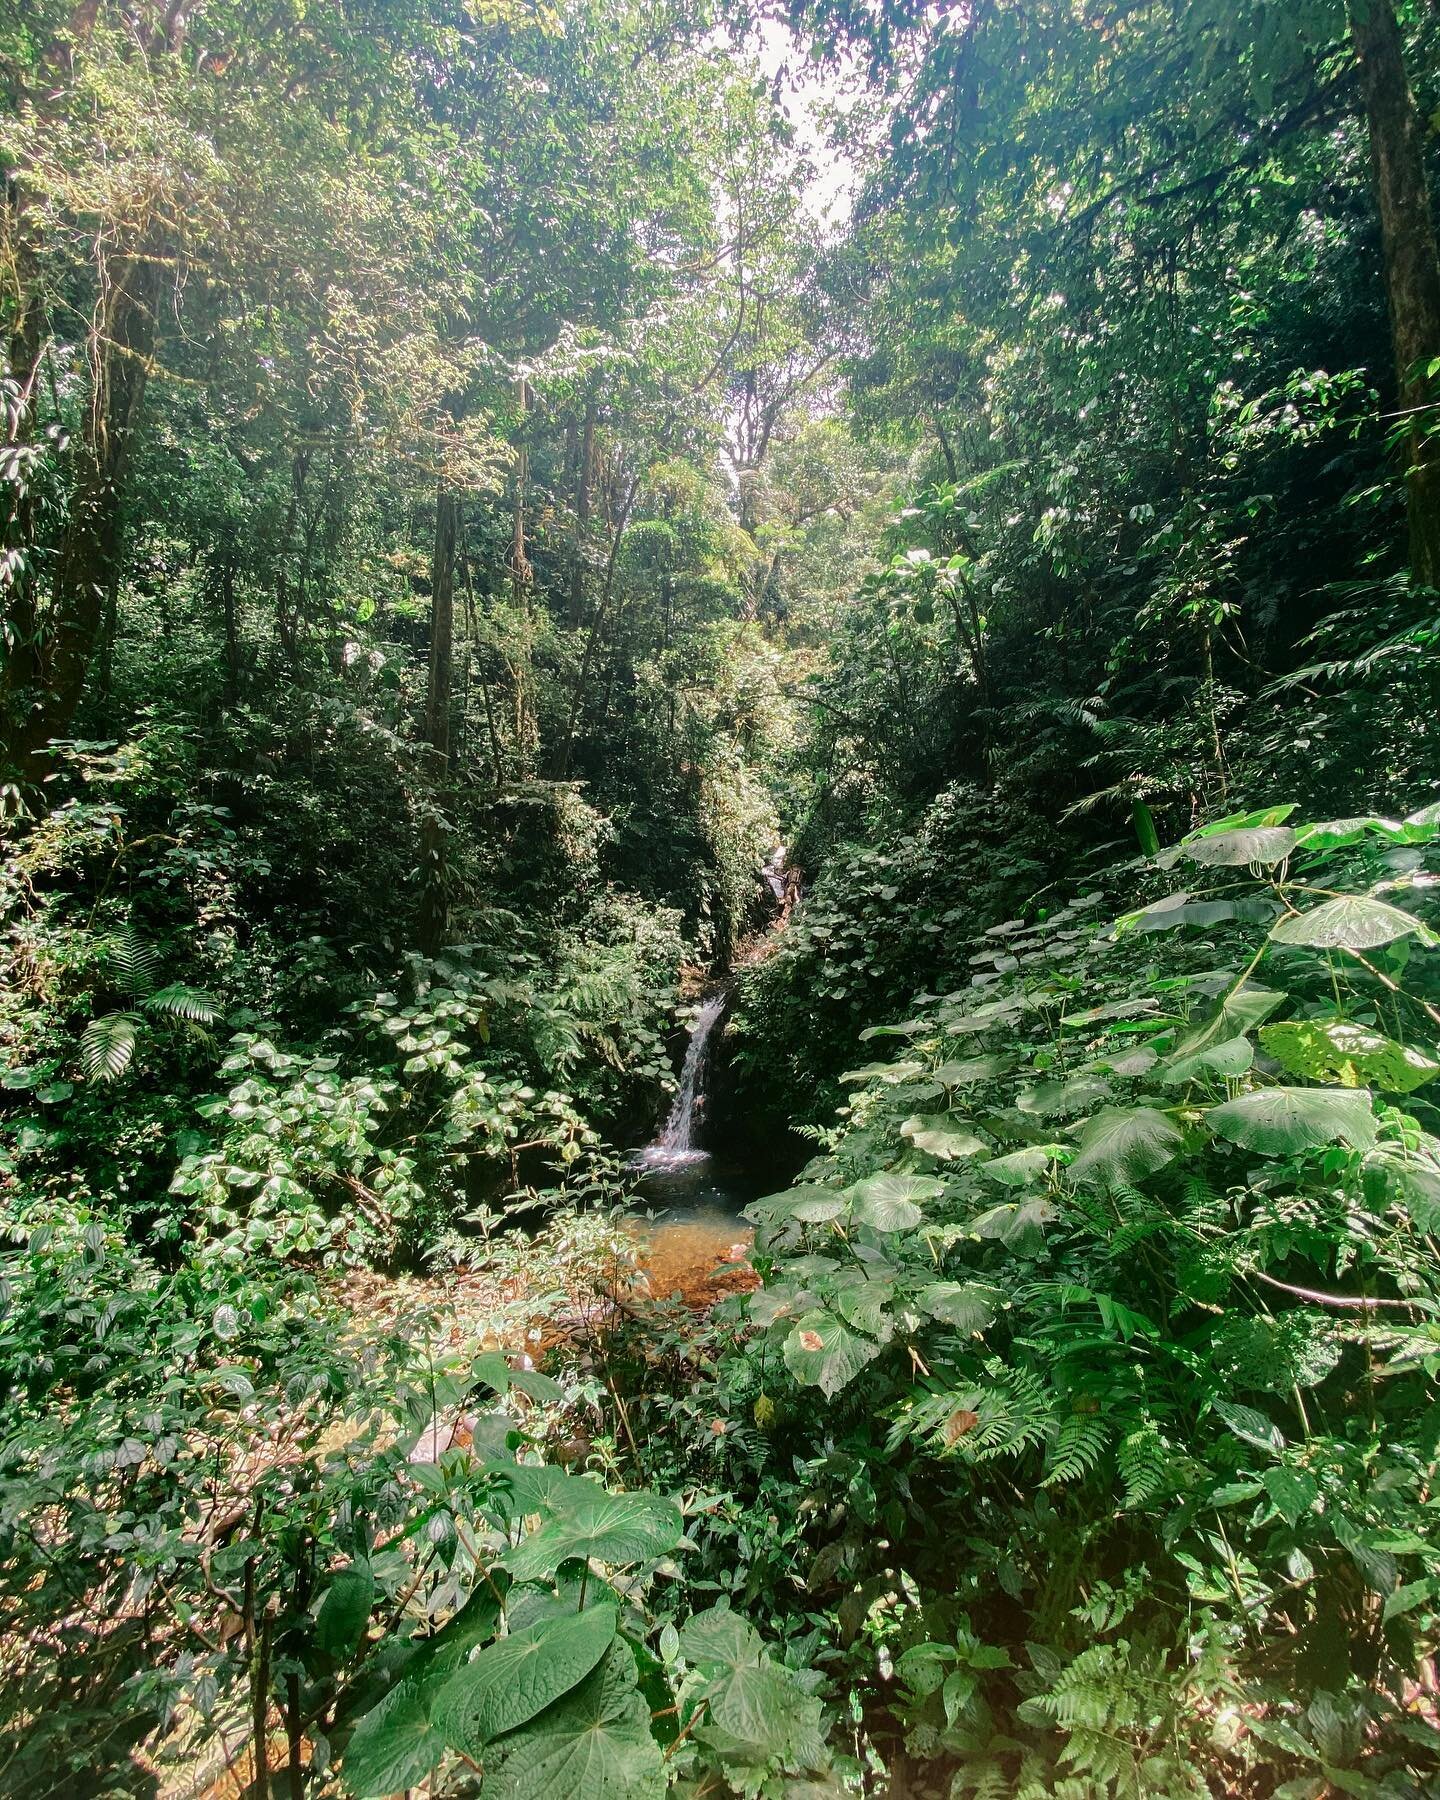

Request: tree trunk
left=13, top=248, right=160, bottom=774
left=418, top=482, right=458, bottom=958
left=1349, top=0, right=1440, bottom=586
left=568, top=402, right=595, bottom=627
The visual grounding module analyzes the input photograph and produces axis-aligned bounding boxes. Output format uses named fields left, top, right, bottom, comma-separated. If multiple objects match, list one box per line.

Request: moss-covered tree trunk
left=1349, top=0, right=1440, bottom=587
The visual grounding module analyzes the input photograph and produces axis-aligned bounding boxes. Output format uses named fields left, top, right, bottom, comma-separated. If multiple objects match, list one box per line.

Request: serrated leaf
left=1015, top=1074, right=1110, bottom=1118
left=502, top=1490, right=683, bottom=1581
left=341, top=1679, right=445, bottom=1798
left=678, top=1604, right=760, bottom=1671
left=1269, top=895, right=1435, bottom=951
left=481, top=1640, right=664, bottom=1800
left=1206, top=1086, right=1376, bottom=1155
left=432, top=1605, right=616, bottom=1755
left=1213, top=1399, right=1285, bottom=1456
left=1069, top=1107, right=1182, bottom=1187
left=1263, top=1465, right=1318, bottom=1526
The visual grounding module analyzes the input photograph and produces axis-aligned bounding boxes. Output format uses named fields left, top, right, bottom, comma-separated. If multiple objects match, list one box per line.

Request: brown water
left=627, top=1151, right=770, bottom=1308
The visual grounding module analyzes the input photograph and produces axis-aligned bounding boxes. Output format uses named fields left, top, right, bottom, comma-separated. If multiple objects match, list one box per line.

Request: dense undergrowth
left=9, top=0, right=1440, bottom=1794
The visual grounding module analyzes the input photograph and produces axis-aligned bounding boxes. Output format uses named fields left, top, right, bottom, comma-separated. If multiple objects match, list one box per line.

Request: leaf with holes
left=1206, top=1086, right=1376, bottom=1156
left=432, top=1605, right=616, bottom=1756
left=1070, top=1107, right=1182, bottom=1187
left=1260, top=1020, right=1440, bottom=1094
left=502, top=1489, right=683, bottom=1581
left=1269, top=895, right=1436, bottom=951
left=783, top=1308, right=883, bottom=1396
left=481, top=1641, right=664, bottom=1800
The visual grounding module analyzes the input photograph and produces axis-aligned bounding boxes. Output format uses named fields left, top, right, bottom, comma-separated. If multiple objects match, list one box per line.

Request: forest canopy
left=3, top=0, right=1440, bottom=1795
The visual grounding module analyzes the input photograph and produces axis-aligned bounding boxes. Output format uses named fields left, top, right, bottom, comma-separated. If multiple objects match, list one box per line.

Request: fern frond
left=144, top=983, right=221, bottom=1024
left=81, top=1012, right=140, bottom=1082
left=1044, top=1411, right=1109, bottom=1487
left=106, top=929, right=159, bottom=1000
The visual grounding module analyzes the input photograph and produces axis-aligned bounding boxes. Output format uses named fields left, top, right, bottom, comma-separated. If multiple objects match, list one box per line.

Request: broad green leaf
left=1160, top=1036, right=1254, bottom=1085
left=481, top=1641, right=665, bottom=1800
left=1016, top=1074, right=1110, bottom=1117
left=1292, top=816, right=1407, bottom=850
left=1194, top=804, right=1298, bottom=833
left=678, top=1605, right=760, bottom=1671
left=933, top=1053, right=1015, bottom=1086
left=1069, top=1107, right=1182, bottom=1187
left=485, top=1463, right=595, bottom=1522
left=1183, top=826, right=1296, bottom=867
left=965, top=1196, right=1057, bottom=1253
left=502, top=1489, right=683, bottom=1581
left=1269, top=895, right=1436, bottom=951
left=699, top=1657, right=821, bottom=1763
left=1263, top=1465, right=1318, bottom=1527
left=840, top=1059, right=925, bottom=1084
left=432, top=1605, right=616, bottom=1755
left=1206, top=1086, right=1376, bottom=1155
left=847, top=1172, right=944, bottom=1231
left=1171, top=985, right=1285, bottom=1059
left=914, top=1282, right=999, bottom=1333
left=472, top=1350, right=561, bottom=1403
left=316, top=1559, right=375, bottom=1661
left=341, top=1681, right=444, bottom=1798
left=1260, top=1019, right=1440, bottom=1093
left=1131, top=798, right=1160, bottom=857
left=1213, top=1398, right=1285, bottom=1456
left=833, top=1280, right=894, bottom=1339
left=900, top=1115, right=988, bottom=1159
left=982, top=1145, right=1066, bottom=1186
left=783, top=1308, right=883, bottom=1395
left=746, top=1185, right=845, bottom=1225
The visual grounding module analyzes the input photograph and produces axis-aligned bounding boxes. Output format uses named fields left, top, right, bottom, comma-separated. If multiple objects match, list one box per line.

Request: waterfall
left=644, top=991, right=727, bottom=1166
left=762, top=845, right=788, bottom=905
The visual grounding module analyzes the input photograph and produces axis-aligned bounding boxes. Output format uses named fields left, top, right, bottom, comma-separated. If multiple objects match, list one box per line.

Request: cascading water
left=642, top=991, right=727, bottom=1168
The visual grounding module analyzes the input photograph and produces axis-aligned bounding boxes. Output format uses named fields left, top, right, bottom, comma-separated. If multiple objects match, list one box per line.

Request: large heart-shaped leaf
left=1269, top=895, right=1435, bottom=951
left=1260, top=1020, right=1440, bottom=1093
left=502, top=1490, right=683, bottom=1581
left=1183, top=826, right=1296, bottom=867
left=1206, top=1086, right=1376, bottom=1156
left=965, top=1197, right=1057, bottom=1254
left=900, top=1115, right=988, bottom=1159
left=432, top=1605, right=616, bottom=1755
left=933, top=1053, right=1016, bottom=1086
left=914, top=1282, right=999, bottom=1333
left=847, top=1172, right=944, bottom=1231
left=745, top=1185, right=845, bottom=1225
left=481, top=1641, right=665, bottom=1800
left=340, top=1679, right=445, bottom=1798
left=982, top=1145, right=1066, bottom=1186
left=1069, top=1107, right=1182, bottom=1187
left=1016, top=1074, right=1110, bottom=1118
left=782, top=1308, right=883, bottom=1395
left=1171, top=986, right=1285, bottom=1059
left=678, top=1605, right=760, bottom=1671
